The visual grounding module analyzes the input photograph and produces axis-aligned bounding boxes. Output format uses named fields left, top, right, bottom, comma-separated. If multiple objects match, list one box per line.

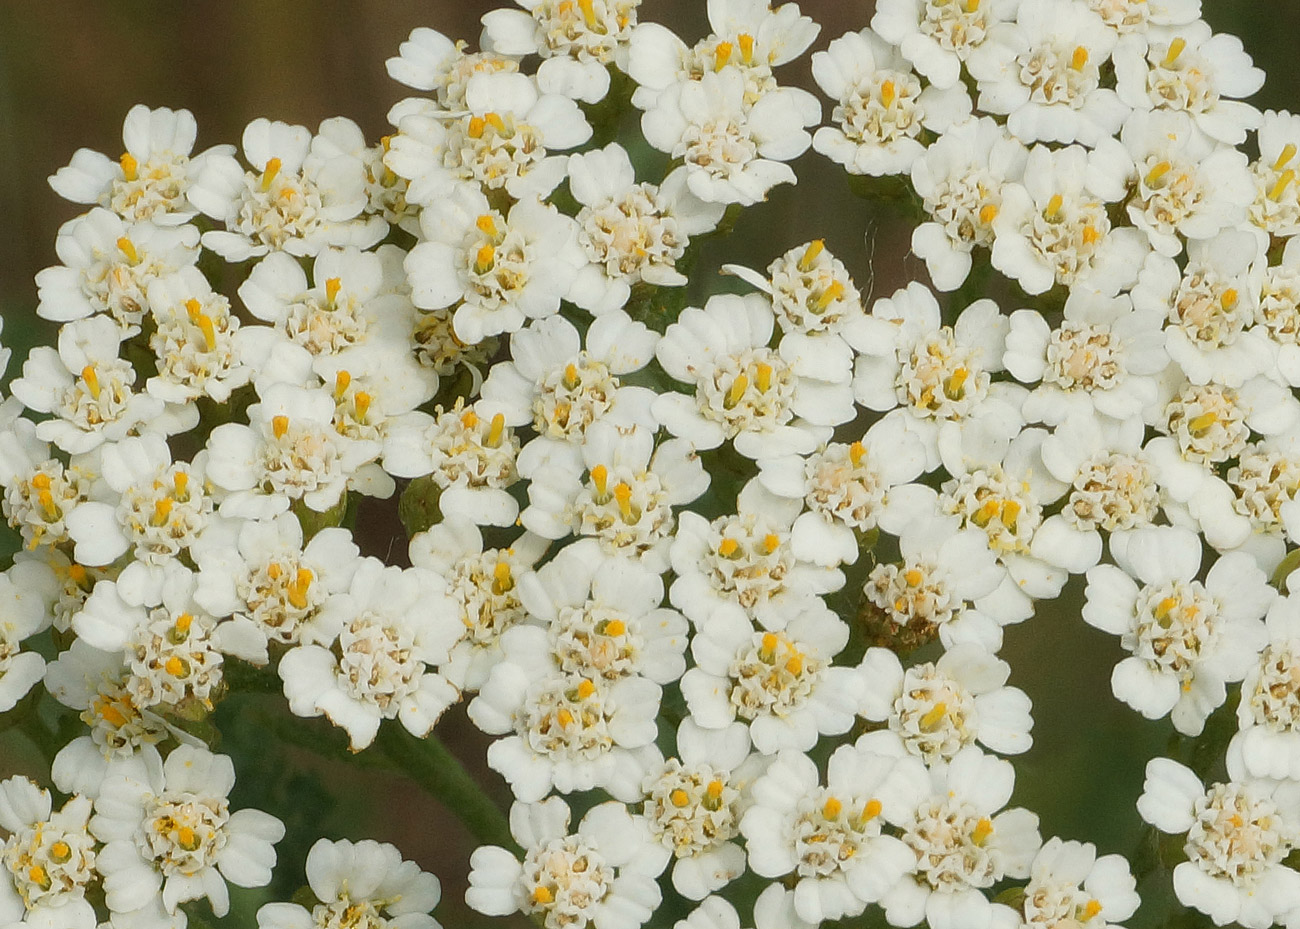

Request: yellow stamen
left=849, top=441, right=866, bottom=467
left=164, top=656, right=186, bottom=677
left=325, top=277, right=342, bottom=305
left=267, top=562, right=283, bottom=580
left=881, top=79, right=896, bottom=108
left=614, top=482, right=634, bottom=519
left=1000, top=499, right=1021, bottom=530
left=760, top=632, right=779, bottom=658
left=1275, top=143, right=1298, bottom=171
left=764, top=533, right=780, bottom=554
left=671, top=788, right=691, bottom=807
left=1044, top=194, right=1064, bottom=220
left=823, top=797, right=842, bottom=819
left=30, top=472, right=51, bottom=490
left=603, top=619, right=626, bottom=638
left=727, top=373, right=749, bottom=408
left=493, top=561, right=513, bottom=593
left=1145, top=161, right=1173, bottom=187
left=462, top=410, right=479, bottom=429
left=97, top=698, right=127, bottom=728
left=335, top=370, right=352, bottom=399
left=1163, top=37, right=1186, bottom=67
left=563, top=363, right=579, bottom=389
left=1270, top=170, right=1295, bottom=201
left=576, top=679, right=595, bottom=700
left=919, top=702, right=948, bottom=732
left=814, top=280, right=846, bottom=311
left=261, top=156, right=283, bottom=191
left=719, top=537, right=739, bottom=558
left=533, top=886, right=554, bottom=905
left=904, top=568, right=924, bottom=587
left=738, top=33, right=755, bottom=64
left=468, top=116, right=486, bottom=139
left=979, top=203, right=999, bottom=225
left=944, top=367, right=969, bottom=399
left=38, top=488, right=58, bottom=521
left=68, top=563, right=88, bottom=586
left=476, top=213, right=498, bottom=237
left=799, top=239, right=824, bottom=271
left=50, top=841, right=71, bottom=861
left=272, top=415, right=289, bottom=439
left=1071, top=46, right=1089, bottom=71
left=1082, top=224, right=1100, bottom=246
left=151, top=497, right=173, bottom=526
left=116, top=236, right=140, bottom=265
left=1220, top=288, right=1239, bottom=310
left=963, top=0, right=979, bottom=10
left=81, top=365, right=101, bottom=400
left=706, top=780, right=724, bottom=800
left=288, top=568, right=313, bottom=609
left=485, top=112, right=508, bottom=135
left=590, top=464, right=609, bottom=498
left=28, top=865, right=48, bottom=887
left=577, top=0, right=598, bottom=28
left=714, top=40, right=733, bottom=70
left=184, top=297, right=202, bottom=321
left=785, top=654, right=803, bottom=675
left=1082, top=900, right=1103, bottom=921
left=1154, top=596, right=1179, bottom=621
left=486, top=412, right=505, bottom=447
left=972, top=817, right=994, bottom=846
left=119, top=152, right=139, bottom=181
left=1188, top=411, right=1217, bottom=434
left=196, top=313, right=217, bottom=351
left=755, top=363, right=773, bottom=393
left=474, top=243, right=495, bottom=273
left=862, top=798, right=883, bottom=821
left=175, top=613, right=194, bottom=634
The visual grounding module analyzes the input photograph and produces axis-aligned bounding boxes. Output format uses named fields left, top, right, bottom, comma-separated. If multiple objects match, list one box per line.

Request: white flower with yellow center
left=35, top=207, right=200, bottom=334
left=1225, top=437, right=1300, bottom=565
left=0, top=419, right=93, bottom=552
left=520, top=538, right=689, bottom=685
left=656, top=292, right=853, bottom=459
left=641, top=67, right=818, bottom=206
left=1113, top=21, right=1264, bottom=145
left=813, top=28, right=971, bottom=176
left=0, top=776, right=97, bottom=929
left=90, top=744, right=284, bottom=921
left=638, top=719, right=766, bottom=901
left=279, top=559, right=461, bottom=751
left=1083, top=526, right=1274, bottom=735
left=877, top=742, right=1041, bottom=929
left=467, top=796, right=667, bottom=929
left=966, top=0, right=1126, bottom=147
left=1247, top=110, right=1300, bottom=241
left=405, top=184, right=586, bottom=345
left=11, top=315, right=189, bottom=456
left=680, top=602, right=860, bottom=754
left=725, top=239, right=866, bottom=339
left=1256, top=236, right=1300, bottom=387
left=256, top=837, right=442, bottom=929
left=1229, top=592, right=1300, bottom=781
left=848, top=283, right=1022, bottom=474
left=910, top=116, right=1028, bottom=292
left=408, top=519, right=547, bottom=693
left=49, top=104, right=227, bottom=226
left=190, top=117, right=386, bottom=262
left=871, top=0, right=1020, bottom=89
left=192, top=512, right=361, bottom=653
left=1005, top=289, right=1166, bottom=426
left=862, top=515, right=1007, bottom=651
left=521, top=421, right=709, bottom=572
left=860, top=643, right=1034, bottom=765
left=991, top=143, right=1147, bottom=296
left=740, top=744, right=923, bottom=924
left=482, top=0, right=640, bottom=103
left=1086, top=0, right=1200, bottom=36
left=483, top=310, right=660, bottom=464
left=1106, top=109, right=1254, bottom=259
left=757, top=416, right=927, bottom=568
left=469, top=624, right=662, bottom=802
left=1019, top=838, right=1140, bottom=929
left=1137, top=757, right=1300, bottom=928
left=386, top=27, right=520, bottom=108
left=670, top=481, right=843, bottom=631
left=146, top=268, right=254, bottom=404
left=566, top=144, right=725, bottom=313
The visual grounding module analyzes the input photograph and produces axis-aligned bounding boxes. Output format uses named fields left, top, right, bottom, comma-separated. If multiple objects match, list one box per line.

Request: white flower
left=1085, top=0, right=1201, bottom=35
left=859, top=643, right=1034, bottom=764
left=909, top=116, right=1028, bottom=292
left=278, top=559, right=460, bottom=751
left=521, top=421, right=709, bottom=571
left=146, top=267, right=255, bottom=404
left=990, top=143, right=1147, bottom=296
left=871, top=0, right=1020, bottom=89
left=407, top=518, right=548, bottom=692
left=655, top=293, right=853, bottom=459
left=189, top=117, right=386, bottom=261
left=90, top=744, right=284, bottom=921
left=812, top=28, right=971, bottom=176
left=967, top=0, right=1127, bottom=147
left=1255, top=236, right=1300, bottom=386
left=385, top=27, right=520, bottom=108
left=49, top=104, right=226, bottom=226
left=674, top=889, right=818, bottom=929
left=405, top=184, right=586, bottom=343
left=724, top=239, right=867, bottom=339
left=256, top=838, right=441, bottom=929
left=1005, top=289, right=1167, bottom=426
left=679, top=602, right=861, bottom=754
left=638, top=719, right=766, bottom=901
left=642, top=68, right=817, bottom=206
left=1247, top=110, right=1300, bottom=240
left=566, top=143, right=725, bottom=313
left=519, top=538, right=689, bottom=685
left=467, top=796, right=667, bottom=929
left=0, top=420, right=94, bottom=552
left=1108, top=109, right=1254, bottom=258
left=740, top=745, right=922, bottom=924
left=469, top=624, right=662, bottom=801
left=34, top=207, right=200, bottom=334
left=1137, top=757, right=1300, bottom=928
left=0, top=776, right=98, bottom=929
left=0, top=561, right=53, bottom=713
left=876, top=742, right=1041, bottom=929
left=1230, top=591, right=1300, bottom=781
left=1082, top=526, right=1274, bottom=735
left=1018, top=838, right=1140, bottom=929
left=1113, top=21, right=1263, bottom=145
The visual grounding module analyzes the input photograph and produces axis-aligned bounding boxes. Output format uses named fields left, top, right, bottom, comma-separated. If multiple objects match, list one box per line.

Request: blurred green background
left=2, top=2, right=1300, bottom=927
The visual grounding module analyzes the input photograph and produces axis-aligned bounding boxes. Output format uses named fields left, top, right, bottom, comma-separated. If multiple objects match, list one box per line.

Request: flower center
left=904, top=799, right=1001, bottom=890
left=337, top=614, right=423, bottom=713
left=892, top=664, right=977, bottom=763
left=1164, top=383, right=1249, bottom=465
left=553, top=603, right=642, bottom=680
left=520, top=835, right=614, bottom=929
left=1066, top=452, right=1159, bottom=532
left=2, top=822, right=97, bottom=908
left=1045, top=322, right=1124, bottom=390
left=139, top=793, right=230, bottom=877
left=1186, top=783, right=1288, bottom=886
left=727, top=630, right=823, bottom=720
left=574, top=463, right=673, bottom=557
left=792, top=790, right=884, bottom=878
left=1246, top=641, right=1300, bottom=732
left=644, top=760, right=740, bottom=858
left=533, top=354, right=619, bottom=441
left=804, top=441, right=886, bottom=531
left=900, top=329, right=988, bottom=420
left=1132, top=580, right=1219, bottom=680
left=943, top=465, right=1041, bottom=555
left=521, top=674, right=614, bottom=760
left=697, top=347, right=796, bottom=437
left=579, top=184, right=683, bottom=282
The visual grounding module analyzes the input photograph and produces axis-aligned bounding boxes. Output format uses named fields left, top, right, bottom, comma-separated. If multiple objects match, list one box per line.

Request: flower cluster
left=6, top=1, right=1300, bottom=928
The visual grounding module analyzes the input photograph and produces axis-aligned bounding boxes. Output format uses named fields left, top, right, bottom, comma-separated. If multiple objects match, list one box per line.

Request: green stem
left=376, top=725, right=519, bottom=854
